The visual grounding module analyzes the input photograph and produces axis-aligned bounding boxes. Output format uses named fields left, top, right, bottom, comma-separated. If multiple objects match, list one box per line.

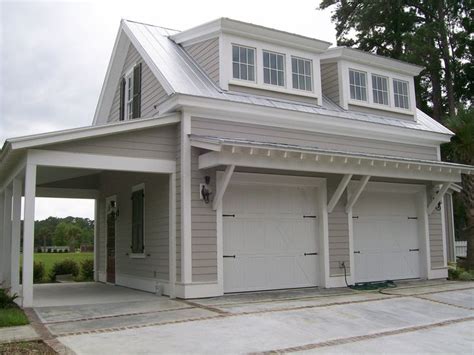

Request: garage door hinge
left=352, top=216, right=359, bottom=219
left=223, top=255, right=236, bottom=258
left=408, top=217, right=418, bottom=220
left=409, top=248, right=420, bottom=252
left=303, top=215, right=317, bottom=219
left=304, top=252, right=318, bottom=256
left=223, top=214, right=236, bottom=217
left=354, top=251, right=361, bottom=254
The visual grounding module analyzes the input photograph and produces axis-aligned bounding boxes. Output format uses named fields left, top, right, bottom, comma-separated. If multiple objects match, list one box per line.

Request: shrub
left=0, top=286, right=18, bottom=309
left=33, top=262, right=46, bottom=283
left=448, top=267, right=462, bottom=280
left=458, top=271, right=473, bottom=281
left=80, top=259, right=94, bottom=281
left=49, top=259, right=79, bottom=281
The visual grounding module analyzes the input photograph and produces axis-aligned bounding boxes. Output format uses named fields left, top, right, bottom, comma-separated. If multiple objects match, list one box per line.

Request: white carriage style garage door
left=222, top=177, right=320, bottom=293
left=352, top=189, right=421, bottom=283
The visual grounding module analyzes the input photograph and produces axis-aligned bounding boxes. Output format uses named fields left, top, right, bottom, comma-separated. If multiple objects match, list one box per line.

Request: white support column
left=3, top=186, right=13, bottom=290
left=169, top=173, right=176, bottom=298
left=11, top=178, right=23, bottom=296
left=328, top=174, right=352, bottom=213
left=427, top=182, right=451, bottom=215
left=0, top=190, right=5, bottom=285
left=22, top=163, right=36, bottom=308
left=93, top=198, right=99, bottom=282
left=180, top=112, right=192, bottom=284
left=345, top=176, right=371, bottom=213
left=212, top=165, right=235, bottom=211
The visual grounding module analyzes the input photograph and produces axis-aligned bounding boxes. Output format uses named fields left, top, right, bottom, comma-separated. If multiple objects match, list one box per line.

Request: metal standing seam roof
left=190, top=134, right=474, bottom=172
left=123, top=20, right=453, bottom=136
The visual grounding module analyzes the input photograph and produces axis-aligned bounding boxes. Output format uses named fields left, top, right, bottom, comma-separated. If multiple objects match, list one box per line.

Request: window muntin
left=371, top=74, right=389, bottom=105
left=131, top=187, right=145, bottom=254
left=393, top=79, right=409, bottom=109
left=292, top=57, right=312, bottom=91
left=263, top=50, right=285, bottom=86
left=349, top=69, right=367, bottom=101
left=232, top=45, right=255, bottom=81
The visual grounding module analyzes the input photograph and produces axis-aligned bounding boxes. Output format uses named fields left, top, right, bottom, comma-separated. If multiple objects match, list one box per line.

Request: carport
left=0, top=115, right=178, bottom=307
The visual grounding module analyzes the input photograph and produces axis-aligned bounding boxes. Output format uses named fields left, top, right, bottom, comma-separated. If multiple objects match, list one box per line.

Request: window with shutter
left=120, top=63, right=142, bottom=121
left=131, top=186, right=144, bottom=254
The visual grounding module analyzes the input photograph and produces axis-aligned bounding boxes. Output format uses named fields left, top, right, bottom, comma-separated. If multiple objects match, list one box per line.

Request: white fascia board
left=9, top=114, right=180, bottom=151
left=93, top=25, right=130, bottom=126
left=320, top=47, right=424, bottom=76
left=122, top=21, right=175, bottom=95
left=160, top=94, right=452, bottom=146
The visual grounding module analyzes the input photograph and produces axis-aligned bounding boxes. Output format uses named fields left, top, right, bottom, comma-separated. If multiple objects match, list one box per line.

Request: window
left=349, top=69, right=367, bottom=101
left=232, top=45, right=255, bottom=81
left=131, top=185, right=145, bottom=254
left=263, top=50, right=285, bottom=86
left=393, top=79, right=409, bottom=109
left=120, top=63, right=142, bottom=121
left=371, top=74, right=389, bottom=105
left=292, top=57, right=312, bottom=91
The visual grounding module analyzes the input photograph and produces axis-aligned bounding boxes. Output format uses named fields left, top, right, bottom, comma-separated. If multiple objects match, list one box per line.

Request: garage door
left=353, top=190, right=420, bottom=283
left=223, top=182, right=319, bottom=293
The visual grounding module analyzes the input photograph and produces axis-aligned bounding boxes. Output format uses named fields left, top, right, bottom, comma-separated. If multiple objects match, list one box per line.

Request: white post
left=11, top=178, right=23, bottom=296
left=22, top=163, right=36, bottom=307
left=0, top=190, right=4, bottom=285
left=3, top=186, right=13, bottom=290
left=169, top=173, right=176, bottom=298
left=180, top=112, right=192, bottom=284
left=93, top=198, right=98, bottom=281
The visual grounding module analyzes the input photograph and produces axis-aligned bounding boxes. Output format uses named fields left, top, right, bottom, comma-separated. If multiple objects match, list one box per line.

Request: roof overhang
left=171, top=18, right=332, bottom=53
left=320, top=47, right=424, bottom=76
left=191, top=135, right=473, bottom=183
left=160, top=93, right=452, bottom=146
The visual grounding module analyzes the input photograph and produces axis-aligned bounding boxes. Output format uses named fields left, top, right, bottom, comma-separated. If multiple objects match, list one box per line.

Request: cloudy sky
left=0, top=0, right=336, bottom=220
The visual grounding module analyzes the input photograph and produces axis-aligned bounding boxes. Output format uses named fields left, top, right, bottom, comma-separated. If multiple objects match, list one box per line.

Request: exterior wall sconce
left=200, top=175, right=212, bottom=204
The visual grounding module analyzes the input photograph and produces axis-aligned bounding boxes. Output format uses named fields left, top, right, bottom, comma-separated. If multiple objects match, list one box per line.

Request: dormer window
left=292, top=57, right=312, bottom=91
left=263, top=50, right=285, bottom=86
left=371, top=74, right=389, bottom=105
left=232, top=45, right=255, bottom=81
left=393, top=79, right=409, bottom=109
left=349, top=69, right=367, bottom=101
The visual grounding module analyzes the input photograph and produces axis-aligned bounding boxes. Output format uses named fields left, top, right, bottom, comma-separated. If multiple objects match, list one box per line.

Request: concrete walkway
left=0, top=325, right=39, bottom=344
left=29, top=281, right=474, bottom=354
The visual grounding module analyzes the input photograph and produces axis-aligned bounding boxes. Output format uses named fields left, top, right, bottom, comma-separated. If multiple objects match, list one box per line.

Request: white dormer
left=171, top=18, right=331, bottom=105
left=320, top=47, right=423, bottom=119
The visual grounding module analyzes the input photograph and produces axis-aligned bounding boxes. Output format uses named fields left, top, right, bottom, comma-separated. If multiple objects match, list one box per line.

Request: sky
left=0, top=0, right=337, bottom=220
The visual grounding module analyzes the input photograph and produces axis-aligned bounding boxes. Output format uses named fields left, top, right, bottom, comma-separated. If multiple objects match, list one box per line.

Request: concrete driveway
left=32, top=281, right=473, bottom=354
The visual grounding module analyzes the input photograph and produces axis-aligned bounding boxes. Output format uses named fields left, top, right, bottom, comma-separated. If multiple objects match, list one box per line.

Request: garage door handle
left=354, top=251, right=361, bottom=254
left=409, top=248, right=419, bottom=252
left=303, top=215, right=317, bottom=219
left=223, top=255, right=236, bottom=258
left=304, top=252, right=318, bottom=256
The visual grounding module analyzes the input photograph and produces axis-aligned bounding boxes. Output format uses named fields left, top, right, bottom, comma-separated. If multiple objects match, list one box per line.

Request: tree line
left=33, top=216, right=94, bottom=250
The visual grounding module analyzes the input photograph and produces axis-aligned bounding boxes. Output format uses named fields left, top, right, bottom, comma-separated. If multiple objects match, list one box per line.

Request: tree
left=318, top=0, right=473, bottom=121
left=443, top=109, right=474, bottom=269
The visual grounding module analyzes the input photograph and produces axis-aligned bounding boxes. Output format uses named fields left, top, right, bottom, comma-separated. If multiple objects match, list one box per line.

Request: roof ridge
left=122, top=18, right=181, bottom=33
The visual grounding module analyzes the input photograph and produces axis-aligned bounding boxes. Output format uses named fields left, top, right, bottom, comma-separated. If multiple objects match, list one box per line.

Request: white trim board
left=28, top=150, right=176, bottom=174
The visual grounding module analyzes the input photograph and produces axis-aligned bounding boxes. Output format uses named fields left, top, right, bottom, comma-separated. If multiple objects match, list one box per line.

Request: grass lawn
left=20, top=252, right=94, bottom=282
left=0, top=308, right=29, bottom=327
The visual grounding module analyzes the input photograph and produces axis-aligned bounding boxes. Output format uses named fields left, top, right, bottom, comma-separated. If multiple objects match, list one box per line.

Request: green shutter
left=131, top=189, right=144, bottom=253
left=119, top=77, right=126, bottom=121
left=132, top=63, right=142, bottom=119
